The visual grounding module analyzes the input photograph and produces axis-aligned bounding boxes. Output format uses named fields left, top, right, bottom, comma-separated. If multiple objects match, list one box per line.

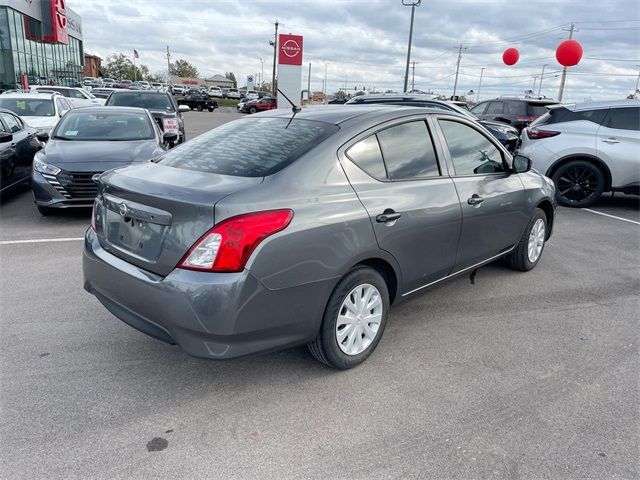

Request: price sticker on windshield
left=162, top=118, right=179, bottom=134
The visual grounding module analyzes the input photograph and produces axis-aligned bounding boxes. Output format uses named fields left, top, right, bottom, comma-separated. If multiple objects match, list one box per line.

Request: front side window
left=439, top=120, right=506, bottom=175
left=1, top=113, right=21, bottom=132
left=377, top=121, right=440, bottom=180
left=470, top=102, right=487, bottom=115
left=605, top=107, right=640, bottom=131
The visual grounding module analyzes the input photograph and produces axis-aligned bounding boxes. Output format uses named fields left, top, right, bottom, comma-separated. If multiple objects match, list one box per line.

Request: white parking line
left=0, top=237, right=84, bottom=245
left=583, top=209, right=640, bottom=226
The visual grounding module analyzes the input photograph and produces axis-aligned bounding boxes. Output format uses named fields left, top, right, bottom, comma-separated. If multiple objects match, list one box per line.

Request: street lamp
left=477, top=67, right=485, bottom=103
left=402, top=0, right=421, bottom=93
left=259, top=57, right=264, bottom=91
left=538, top=64, right=548, bottom=97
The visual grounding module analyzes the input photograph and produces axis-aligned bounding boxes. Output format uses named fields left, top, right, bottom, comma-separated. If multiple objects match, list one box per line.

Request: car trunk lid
left=95, top=162, right=263, bottom=276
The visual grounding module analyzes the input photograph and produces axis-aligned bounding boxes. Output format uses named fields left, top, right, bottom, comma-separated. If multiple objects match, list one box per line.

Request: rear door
left=596, top=106, right=640, bottom=190
left=433, top=115, right=526, bottom=270
left=339, top=116, right=462, bottom=293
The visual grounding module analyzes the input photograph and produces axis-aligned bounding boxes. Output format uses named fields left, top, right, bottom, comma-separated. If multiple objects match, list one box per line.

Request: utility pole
left=538, top=64, right=548, bottom=96
left=307, top=62, right=311, bottom=101
left=634, top=65, right=640, bottom=97
left=271, top=20, right=279, bottom=96
left=259, top=57, right=264, bottom=91
left=558, top=23, right=576, bottom=102
left=402, top=0, right=421, bottom=93
left=452, top=43, right=465, bottom=100
left=323, top=63, right=328, bottom=100
left=165, top=45, right=171, bottom=85
left=532, top=76, right=538, bottom=94
left=477, top=67, right=485, bottom=102
left=411, top=61, right=416, bottom=91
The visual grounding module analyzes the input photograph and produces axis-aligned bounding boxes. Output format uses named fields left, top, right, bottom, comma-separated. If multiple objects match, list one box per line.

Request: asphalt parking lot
left=1, top=110, right=638, bottom=479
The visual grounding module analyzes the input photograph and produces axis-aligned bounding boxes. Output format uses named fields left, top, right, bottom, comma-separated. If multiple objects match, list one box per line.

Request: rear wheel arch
left=547, top=154, right=612, bottom=191
left=352, top=258, right=399, bottom=305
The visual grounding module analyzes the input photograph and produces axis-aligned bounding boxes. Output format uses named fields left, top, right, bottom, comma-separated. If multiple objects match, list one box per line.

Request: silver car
left=83, top=106, right=556, bottom=369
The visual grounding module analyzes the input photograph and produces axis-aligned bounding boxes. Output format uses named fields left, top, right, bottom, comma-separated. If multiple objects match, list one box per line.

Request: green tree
left=103, top=53, right=150, bottom=81
left=225, top=72, right=237, bottom=88
left=170, top=59, right=199, bottom=78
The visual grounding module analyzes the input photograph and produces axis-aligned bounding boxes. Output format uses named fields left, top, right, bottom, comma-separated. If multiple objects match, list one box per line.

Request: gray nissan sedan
left=83, top=105, right=556, bottom=369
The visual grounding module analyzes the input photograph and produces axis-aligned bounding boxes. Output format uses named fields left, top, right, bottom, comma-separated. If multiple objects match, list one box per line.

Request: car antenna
left=277, top=88, right=301, bottom=129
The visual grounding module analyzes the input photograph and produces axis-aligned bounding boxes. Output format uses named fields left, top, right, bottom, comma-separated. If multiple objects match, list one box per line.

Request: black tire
left=551, top=160, right=605, bottom=208
left=196, top=105, right=203, bottom=112
left=249, top=107, right=257, bottom=114
left=308, top=266, right=390, bottom=369
left=505, top=208, right=547, bottom=272
left=37, top=205, right=53, bottom=216
left=208, top=107, right=214, bottom=112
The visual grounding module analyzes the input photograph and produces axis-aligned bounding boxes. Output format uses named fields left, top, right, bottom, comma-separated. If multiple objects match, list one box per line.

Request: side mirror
left=178, top=105, right=190, bottom=113
left=163, top=132, right=178, bottom=144
left=512, top=154, right=532, bottom=174
left=0, top=132, right=13, bottom=143
left=36, top=132, right=50, bottom=142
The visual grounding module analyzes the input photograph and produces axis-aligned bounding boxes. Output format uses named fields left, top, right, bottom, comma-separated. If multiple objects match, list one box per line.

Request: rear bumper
left=82, top=228, right=335, bottom=359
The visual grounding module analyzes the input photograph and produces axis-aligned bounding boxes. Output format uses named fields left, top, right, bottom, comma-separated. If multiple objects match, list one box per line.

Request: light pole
left=402, top=0, right=421, bottom=93
left=259, top=57, right=264, bottom=91
left=532, top=75, right=538, bottom=94
left=477, top=67, right=485, bottom=103
left=634, top=65, right=640, bottom=97
left=323, top=63, right=328, bottom=101
left=538, top=64, right=548, bottom=97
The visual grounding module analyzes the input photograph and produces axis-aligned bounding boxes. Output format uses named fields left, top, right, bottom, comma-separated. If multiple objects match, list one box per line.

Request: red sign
left=21, top=74, right=29, bottom=92
left=44, top=0, right=68, bottom=44
left=278, top=34, right=303, bottom=66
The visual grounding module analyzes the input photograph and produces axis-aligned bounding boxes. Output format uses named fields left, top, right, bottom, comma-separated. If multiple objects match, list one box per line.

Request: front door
left=434, top=116, right=527, bottom=270
left=339, top=117, right=462, bottom=293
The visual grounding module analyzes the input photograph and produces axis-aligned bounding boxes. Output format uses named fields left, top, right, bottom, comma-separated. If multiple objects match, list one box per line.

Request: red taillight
left=516, top=115, right=537, bottom=123
left=526, top=128, right=561, bottom=140
left=178, top=209, right=294, bottom=272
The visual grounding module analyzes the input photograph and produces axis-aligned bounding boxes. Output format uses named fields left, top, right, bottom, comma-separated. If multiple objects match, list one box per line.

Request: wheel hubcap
left=336, top=284, right=383, bottom=356
left=527, top=218, right=545, bottom=263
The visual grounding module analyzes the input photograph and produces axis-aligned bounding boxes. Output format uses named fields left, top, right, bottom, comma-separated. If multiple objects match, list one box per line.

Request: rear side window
left=604, top=107, right=640, bottom=131
left=377, top=121, right=440, bottom=179
left=534, top=107, right=608, bottom=126
left=505, top=101, right=525, bottom=115
left=159, top=118, right=338, bottom=177
left=485, top=102, right=503, bottom=114
left=439, top=120, right=506, bottom=175
left=346, top=135, right=386, bottom=180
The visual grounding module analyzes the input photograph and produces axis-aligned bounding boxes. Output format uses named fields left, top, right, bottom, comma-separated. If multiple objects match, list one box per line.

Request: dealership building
left=0, top=0, right=83, bottom=90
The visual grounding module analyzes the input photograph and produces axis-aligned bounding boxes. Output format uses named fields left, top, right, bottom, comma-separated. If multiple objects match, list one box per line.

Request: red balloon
left=503, top=48, right=519, bottom=66
left=556, top=39, right=583, bottom=67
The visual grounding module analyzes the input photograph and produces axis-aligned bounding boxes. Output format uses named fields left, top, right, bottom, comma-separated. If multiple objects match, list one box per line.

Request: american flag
left=133, top=50, right=139, bottom=59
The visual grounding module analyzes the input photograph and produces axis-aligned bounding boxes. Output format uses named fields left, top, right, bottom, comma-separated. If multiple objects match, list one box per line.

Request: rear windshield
left=527, top=103, right=554, bottom=117
left=532, top=107, right=608, bottom=126
left=106, top=92, right=174, bottom=112
left=0, top=98, right=54, bottom=116
left=159, top=117, right=339, bottom=177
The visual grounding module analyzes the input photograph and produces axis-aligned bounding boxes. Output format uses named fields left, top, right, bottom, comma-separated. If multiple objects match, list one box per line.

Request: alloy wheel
left=556, top=166, right=599, bottom=204
left=527, top=218, right=545, bottom=263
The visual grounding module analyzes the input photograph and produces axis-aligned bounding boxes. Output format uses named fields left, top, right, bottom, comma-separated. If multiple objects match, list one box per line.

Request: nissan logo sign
left=281, top=39, right=301, bottom=58
left=54, top=0, right=67, bottom=30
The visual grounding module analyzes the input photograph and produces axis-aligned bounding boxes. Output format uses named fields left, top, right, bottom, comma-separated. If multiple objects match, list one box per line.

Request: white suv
left=31, top=86, right=105, bottom=108
left=519, top=99, right=640, bottom=207
left=0, top=92, right=73, bottom=134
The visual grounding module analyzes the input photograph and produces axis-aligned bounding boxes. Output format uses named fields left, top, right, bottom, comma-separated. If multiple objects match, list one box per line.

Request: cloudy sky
left=73, top=0, right=639, bottom=102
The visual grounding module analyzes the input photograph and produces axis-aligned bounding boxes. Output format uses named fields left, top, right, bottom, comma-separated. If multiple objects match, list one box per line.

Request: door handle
left=602, top=137, right=620, bottom=144
left=467, top=194, right=485, bottom=206
left=376, top=210, right=402, bottom=223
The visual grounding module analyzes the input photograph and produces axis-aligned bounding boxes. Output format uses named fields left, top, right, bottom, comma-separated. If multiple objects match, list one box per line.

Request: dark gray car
left=83, top=106, right=556, bottom=369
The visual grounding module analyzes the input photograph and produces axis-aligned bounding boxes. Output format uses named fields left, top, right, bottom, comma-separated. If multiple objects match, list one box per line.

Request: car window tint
left=485, top=102, right=504, bottom=114
left=470, top=102, right=487, bottom=115
left=505, top=101, right=526, bottom=114
left=605, top=107, right=640, bottom=131
left=159, top=118, right=338, bottom=177
left=527, top=103, right=554, bottom=117
left=377, top=121, right=440, bottom=180
left=1, top=113, right=21, bottom=132
left=537, top=107, right=608, bottom=126
left=346, top=135, right=386, bottom=180
left=439, top=120, right=506, bottom=175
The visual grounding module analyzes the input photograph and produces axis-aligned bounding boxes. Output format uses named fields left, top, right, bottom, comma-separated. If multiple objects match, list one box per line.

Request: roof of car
left=264, top=104, right=460, bottom=125
left=65, top=106, right=150, bottom=114
left=494, top=96, right=558, bottom=104
left=554, top=98, right=640, bottom=111
left=109, top=90, right=168, bottom=94
left=348, top=93, right=437, bottom=102
left=0, top=92, right=58, bottom=99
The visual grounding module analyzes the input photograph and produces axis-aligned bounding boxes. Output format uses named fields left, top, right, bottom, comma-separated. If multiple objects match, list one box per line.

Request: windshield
left=53, top=111, right=155, bottom=141
left=106, top=92, right=175, bottom=112
left=0, top=98, right=54, bottom=116
left=159, top=118, right=339, bottom=177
